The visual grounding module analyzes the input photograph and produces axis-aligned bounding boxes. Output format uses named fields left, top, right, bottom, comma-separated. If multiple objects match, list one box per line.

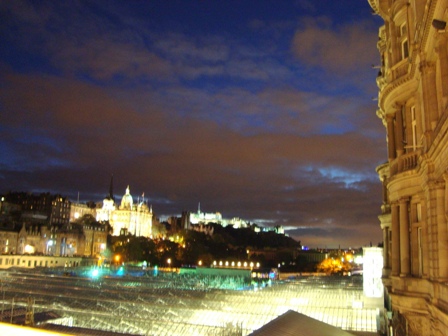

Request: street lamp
left=167, top=258, right=171, bottom=271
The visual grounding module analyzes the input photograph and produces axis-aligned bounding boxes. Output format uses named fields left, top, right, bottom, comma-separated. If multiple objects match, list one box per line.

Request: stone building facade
left=0, top=222, right=107, bottom=258
left=96, top=186, right=153, bottom=238
left=369, top=0, right=448, bottom=335
left=69, top=202, right=97, bottom=223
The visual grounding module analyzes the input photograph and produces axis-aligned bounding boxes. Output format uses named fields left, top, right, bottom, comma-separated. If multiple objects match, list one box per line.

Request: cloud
left=0, top=1, right=384, bottom=248
left=0, top=69, right=384, bottom=246
left=0, top=1, right=298, bottom=85
left=291, top=17, right=379, bottom=76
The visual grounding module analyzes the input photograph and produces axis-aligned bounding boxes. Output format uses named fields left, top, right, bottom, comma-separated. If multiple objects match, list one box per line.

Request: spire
left=198, top=202, right=201, bottom=214
left=108, top=174, right=114, bottom=201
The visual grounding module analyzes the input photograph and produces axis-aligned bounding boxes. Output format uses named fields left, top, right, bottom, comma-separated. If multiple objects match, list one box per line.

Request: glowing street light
left=167, top=258, right=171, bottom=270
left=114, top=254, right=121, bottom=265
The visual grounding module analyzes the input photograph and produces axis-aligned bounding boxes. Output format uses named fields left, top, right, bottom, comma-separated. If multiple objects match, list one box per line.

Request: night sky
left=0, top=1, right=384, bottom=248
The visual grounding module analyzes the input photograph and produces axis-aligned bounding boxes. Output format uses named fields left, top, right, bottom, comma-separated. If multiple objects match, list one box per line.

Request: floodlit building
left=369, top=0, right=448, bottom=335
left=69, top=202, right=96, bottom=223
left=362, top=247, right=384, bottom=298
left=96, top=186, right=153, bottom=237
left=0, top=221, right=106, bottom=258
left=189, top=204, right=224, bottom=226
left=188, top=203, right=250, bottom=229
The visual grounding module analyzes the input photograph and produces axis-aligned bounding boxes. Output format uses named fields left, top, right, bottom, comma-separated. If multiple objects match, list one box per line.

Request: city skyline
left=0, top=1, right=384, bottom=248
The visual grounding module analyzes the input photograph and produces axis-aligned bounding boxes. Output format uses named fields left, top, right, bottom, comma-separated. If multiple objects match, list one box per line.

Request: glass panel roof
left=0, top=269, right=381, bottom=335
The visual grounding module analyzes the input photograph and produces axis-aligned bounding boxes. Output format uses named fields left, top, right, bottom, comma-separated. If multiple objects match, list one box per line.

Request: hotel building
left=369, top=0, right=448, bottom=335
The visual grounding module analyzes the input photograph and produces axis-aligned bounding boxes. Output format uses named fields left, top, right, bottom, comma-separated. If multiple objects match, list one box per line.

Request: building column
left=394, top=107, right=404, bottom=157
left=383, top=226, right=390, bottom=269
left=437, top=178, right=448, bottom=279
left=391, top=203, right=400, bottom=276
left=400, top=198, right=410, bottom=276
left=389, top=21, right=399, bottom=66
left=386, top=115, right=396, bottom=161
left=420, top=56, right=439, bottom=132
left=436, top=32, right=448, bottom=99
left=379, top=173, right=388, bottom=206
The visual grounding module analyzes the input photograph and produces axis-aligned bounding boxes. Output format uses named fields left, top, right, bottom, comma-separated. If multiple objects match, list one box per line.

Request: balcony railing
left=391, top=60, right=410, bottom=81
left=390, top=150, right=420, bottom=176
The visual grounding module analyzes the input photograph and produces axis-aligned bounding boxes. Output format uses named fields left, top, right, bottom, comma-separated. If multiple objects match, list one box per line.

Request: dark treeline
left=111, top=222, right=301, bottom=270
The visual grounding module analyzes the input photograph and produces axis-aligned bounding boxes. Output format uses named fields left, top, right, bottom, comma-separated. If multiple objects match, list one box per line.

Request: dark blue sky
left=0, top=0, right=384, bottom=248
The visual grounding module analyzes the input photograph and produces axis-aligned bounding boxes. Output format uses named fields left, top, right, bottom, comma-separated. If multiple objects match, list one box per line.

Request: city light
left=354, top=255, right=364, bottom=264
left=363, top=247, right=383, bottom=298
left=212, top=260, right=260, bottom=269
left=90, top=268, right=99, bottom=278
left=116, top=266, right=125, bottom=276
left=24, top=245, right=35, bottom=254
left=114, top=255, right=121, bottom=264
